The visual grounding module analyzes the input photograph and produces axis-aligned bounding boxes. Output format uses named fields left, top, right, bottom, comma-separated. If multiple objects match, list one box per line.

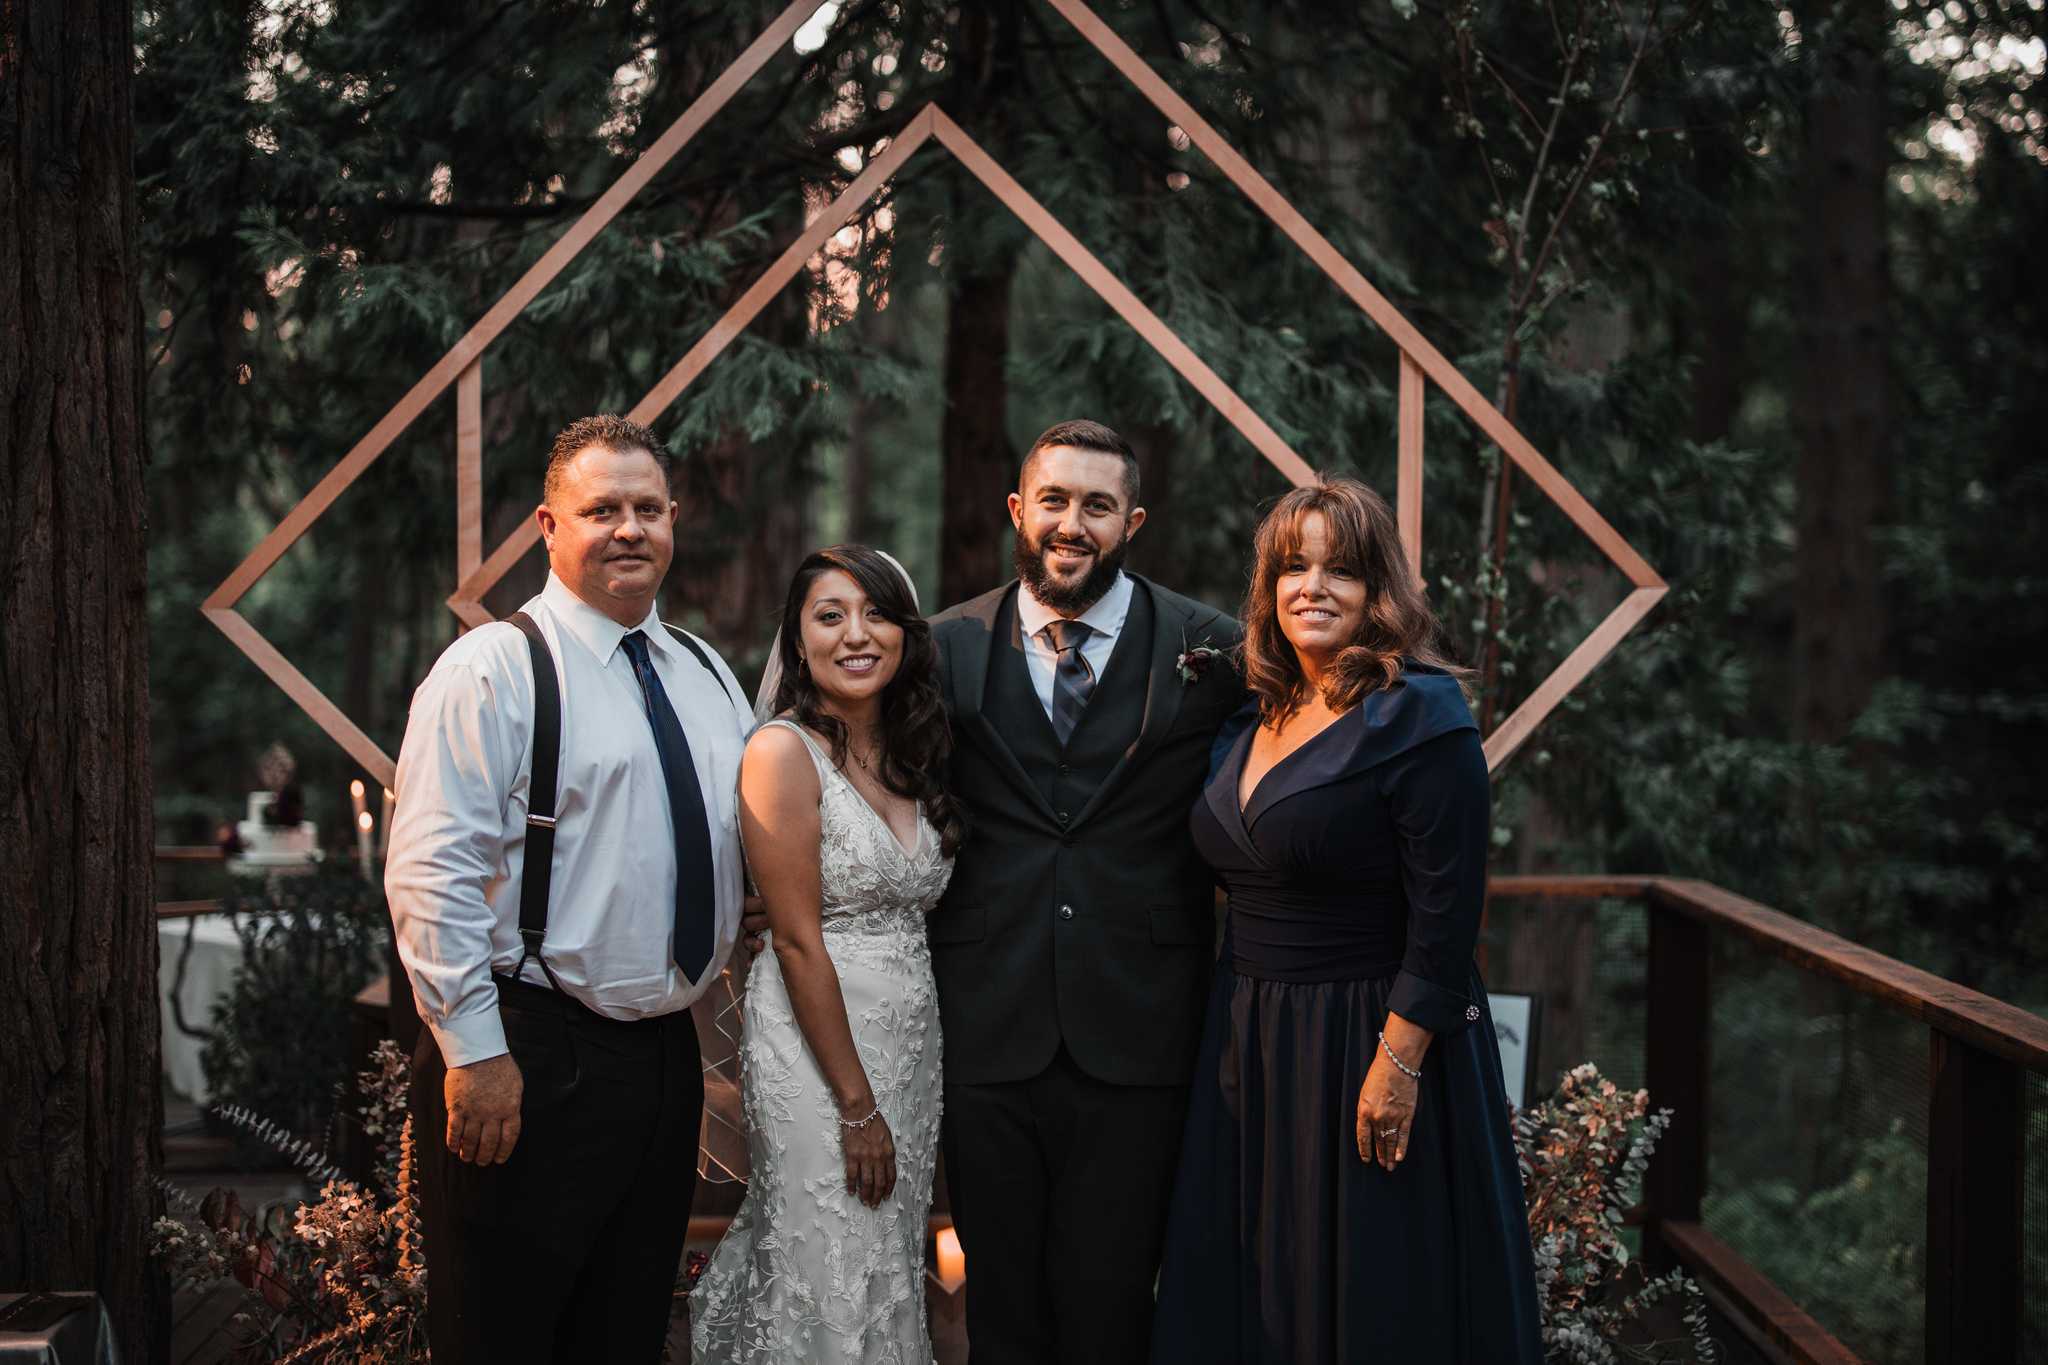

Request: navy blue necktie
left=619, top=630, right=717, bottom=979
left=1039, top=618, right=1097, bottom=746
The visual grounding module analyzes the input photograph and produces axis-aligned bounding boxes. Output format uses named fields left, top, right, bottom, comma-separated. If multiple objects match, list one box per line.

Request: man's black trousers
left=410, top=976, right=703, bottom=1365
left=942, top=1044, right=1189, bottom=1365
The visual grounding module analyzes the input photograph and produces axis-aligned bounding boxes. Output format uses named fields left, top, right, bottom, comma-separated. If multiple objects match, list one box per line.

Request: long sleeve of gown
left=1380, top=727, right=1490, bottom=1036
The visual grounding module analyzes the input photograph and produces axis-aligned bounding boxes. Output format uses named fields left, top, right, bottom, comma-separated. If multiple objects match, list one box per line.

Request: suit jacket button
left=1058, top=904, right=1075, bottom=921
left=1058, top=763, right=1071, bottom=776
left=1056, top=810, right=1070, bottom=826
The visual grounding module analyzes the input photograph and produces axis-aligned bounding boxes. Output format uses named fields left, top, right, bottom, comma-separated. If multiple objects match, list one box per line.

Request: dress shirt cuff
left=429, top=1004, right=508, bottom=1069
left=1387, top=968, right=1481, bottom=1037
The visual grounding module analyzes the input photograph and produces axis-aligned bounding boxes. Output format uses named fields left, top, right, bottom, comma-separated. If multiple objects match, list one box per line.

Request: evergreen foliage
left=198, top=868, right=388, bottom=1155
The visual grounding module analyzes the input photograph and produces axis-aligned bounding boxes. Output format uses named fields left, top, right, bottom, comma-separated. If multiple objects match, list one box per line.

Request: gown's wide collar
left=1205, top=663, right=1477, bottom=861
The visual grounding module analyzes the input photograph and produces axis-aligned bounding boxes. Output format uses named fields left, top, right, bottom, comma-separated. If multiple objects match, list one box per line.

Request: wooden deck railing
left=1489, top=875, right=2045, bottom=1365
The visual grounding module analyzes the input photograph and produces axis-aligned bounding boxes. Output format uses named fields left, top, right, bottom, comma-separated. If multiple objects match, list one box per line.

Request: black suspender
left=504, top=611, right=733, bottom=986
left=665, top=625, right=735, bottom=705
left=508, top=612, right=564, bottom=988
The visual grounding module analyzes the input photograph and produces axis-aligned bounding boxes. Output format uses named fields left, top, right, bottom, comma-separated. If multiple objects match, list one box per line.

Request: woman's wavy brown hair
left=772, top=544, right=964, bottom=857
left=1240, top=476, right=1468, bottom=726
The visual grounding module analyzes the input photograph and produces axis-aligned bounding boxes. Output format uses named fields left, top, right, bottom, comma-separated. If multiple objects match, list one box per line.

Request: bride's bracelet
left=839, top=1102, right=882, bottom=1131
left=1379, top=1031, right=1422, bottom=1081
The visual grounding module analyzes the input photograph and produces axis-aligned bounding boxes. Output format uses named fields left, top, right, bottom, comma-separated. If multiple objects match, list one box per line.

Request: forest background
left=131, top=2, right=2046, bottom=1360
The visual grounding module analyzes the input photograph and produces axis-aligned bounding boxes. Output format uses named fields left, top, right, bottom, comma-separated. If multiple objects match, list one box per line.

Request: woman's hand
left=840, top=1101, right=898, bottom=1209
left=1355, top=1045, right=1420, bottom=1172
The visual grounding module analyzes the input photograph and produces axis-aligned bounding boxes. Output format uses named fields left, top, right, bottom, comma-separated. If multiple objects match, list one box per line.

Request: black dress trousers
left=410, top=976, right=703, bottom=1365
left=943, top=1045, right=1189, bottom=1365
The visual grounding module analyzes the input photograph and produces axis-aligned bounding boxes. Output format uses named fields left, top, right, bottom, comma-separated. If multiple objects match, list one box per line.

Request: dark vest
left=929, top=577, right=1248, bottom=1087
left=983, top=587, right=1154, bottom=818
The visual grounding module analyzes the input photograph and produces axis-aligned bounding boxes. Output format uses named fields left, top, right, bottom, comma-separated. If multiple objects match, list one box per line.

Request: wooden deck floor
left=169, top=1238, right=963, bottom=1363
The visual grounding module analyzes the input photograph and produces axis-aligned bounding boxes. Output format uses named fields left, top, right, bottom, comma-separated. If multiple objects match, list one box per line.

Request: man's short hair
left=1020, top=419, right=1141, bottom=508
left=544, top=414, right=672, bottom=503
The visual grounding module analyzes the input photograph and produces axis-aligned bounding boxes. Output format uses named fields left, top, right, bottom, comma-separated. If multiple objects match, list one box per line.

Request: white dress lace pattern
left=690, top=719, right=955, bottom=1364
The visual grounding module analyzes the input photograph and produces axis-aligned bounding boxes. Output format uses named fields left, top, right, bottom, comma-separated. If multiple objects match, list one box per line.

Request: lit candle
left=934, top=1225, right=965, bottom=1292
left=379, top=787, right=395, bottom=857
left=349, top=779, right=367, bottom=830
left=356, top=809, right=374, bottom=879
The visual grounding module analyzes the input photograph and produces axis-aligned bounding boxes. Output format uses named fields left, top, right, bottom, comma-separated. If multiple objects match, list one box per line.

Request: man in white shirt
left=385, top=414, right=751, bottom=1364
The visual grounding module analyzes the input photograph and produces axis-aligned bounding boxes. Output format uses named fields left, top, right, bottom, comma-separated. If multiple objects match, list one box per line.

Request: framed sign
left=1488, top=992, right=1543, bottom=1111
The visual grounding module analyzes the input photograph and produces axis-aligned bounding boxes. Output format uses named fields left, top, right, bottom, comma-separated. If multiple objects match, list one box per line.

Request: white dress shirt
left=385, top=572, right=751, bottom=1067
left=1014, top=570, right=1135, bottom=721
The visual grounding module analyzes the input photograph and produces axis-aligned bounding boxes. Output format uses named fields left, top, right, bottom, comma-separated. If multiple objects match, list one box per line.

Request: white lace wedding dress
left=691, top=719, right=954, bottom=1364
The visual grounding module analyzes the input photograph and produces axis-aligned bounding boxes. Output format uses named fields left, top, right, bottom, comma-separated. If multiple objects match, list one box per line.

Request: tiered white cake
left=230, top=790, right=320, bottom=873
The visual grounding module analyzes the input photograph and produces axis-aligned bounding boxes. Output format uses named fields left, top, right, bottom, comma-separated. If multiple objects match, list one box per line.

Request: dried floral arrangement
left=1517, top=1063, right=1719, bottom=1363
left=156, top=1039, right=427, bottom=1363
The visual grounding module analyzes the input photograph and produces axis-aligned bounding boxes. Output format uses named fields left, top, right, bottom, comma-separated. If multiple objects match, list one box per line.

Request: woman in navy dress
left=1151, top=477, right=1541, bottom=1363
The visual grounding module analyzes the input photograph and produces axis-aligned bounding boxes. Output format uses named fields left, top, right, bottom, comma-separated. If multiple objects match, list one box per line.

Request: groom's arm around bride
left=928, top=420, right=1246, bottom=1365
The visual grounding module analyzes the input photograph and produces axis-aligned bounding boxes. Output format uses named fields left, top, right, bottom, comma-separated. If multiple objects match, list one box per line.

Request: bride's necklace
left=842, top=732, right=882, bottom=781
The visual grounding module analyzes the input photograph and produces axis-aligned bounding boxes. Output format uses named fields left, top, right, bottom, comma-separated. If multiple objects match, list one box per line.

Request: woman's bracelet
left=1379, top=1031, right=1422, bottom=1081
left=838, top=1102, right=882, bottom=1131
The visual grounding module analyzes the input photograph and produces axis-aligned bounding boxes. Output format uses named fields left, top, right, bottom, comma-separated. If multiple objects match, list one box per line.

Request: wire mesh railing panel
left=1700, top=933, right=1930, bottom=1365
left=1479, top=896, right=1648, bottom=1103
left=2024, top=1070, right=2048, bottom=1363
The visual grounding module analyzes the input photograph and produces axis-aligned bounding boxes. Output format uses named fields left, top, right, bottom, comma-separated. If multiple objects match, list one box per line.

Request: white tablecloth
left=156, top=916, right=247, bottom=1103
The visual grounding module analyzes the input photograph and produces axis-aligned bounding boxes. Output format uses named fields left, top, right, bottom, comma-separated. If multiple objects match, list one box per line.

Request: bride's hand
left=841, top=1102, right=897, bottom=1209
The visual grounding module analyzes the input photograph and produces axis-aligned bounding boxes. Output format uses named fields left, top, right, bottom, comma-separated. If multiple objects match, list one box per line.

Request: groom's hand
left=740, top=893, right=769, bottom=955
left=446, top=1052, right=523, bottom=1165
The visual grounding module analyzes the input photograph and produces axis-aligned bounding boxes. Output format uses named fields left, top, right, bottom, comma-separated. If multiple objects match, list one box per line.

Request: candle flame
left=357, top=811, right=374, bottom=832
left=934, top=1225, right=965, bottom=1292
left=350, top=779, right=366, bottom=798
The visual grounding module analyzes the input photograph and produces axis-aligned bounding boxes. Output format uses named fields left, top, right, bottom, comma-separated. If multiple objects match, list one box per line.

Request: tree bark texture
left=1793, top=1, right=1890, bottom=744
left=937, top=2, right=1021, bottom=610
left=0, top=1, right=165, bottom=1360
left=938, top=266, right=1017, bottom=608
left=1681, top=140, right=1749, bottom=446
left=1122, top=419, right=1175, bottom=582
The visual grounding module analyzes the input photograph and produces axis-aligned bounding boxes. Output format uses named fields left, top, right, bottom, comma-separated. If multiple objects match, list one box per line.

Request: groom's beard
left=1014, top=525, right=1129, bottom=615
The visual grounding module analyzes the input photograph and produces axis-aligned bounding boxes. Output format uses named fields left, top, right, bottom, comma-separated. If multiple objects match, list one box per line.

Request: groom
left=930, top=419, right=1247, bottom=1363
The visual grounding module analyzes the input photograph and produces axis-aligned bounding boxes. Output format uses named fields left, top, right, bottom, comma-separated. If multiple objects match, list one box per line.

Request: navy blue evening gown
left=1150, top=663, right=1543, bottom=1363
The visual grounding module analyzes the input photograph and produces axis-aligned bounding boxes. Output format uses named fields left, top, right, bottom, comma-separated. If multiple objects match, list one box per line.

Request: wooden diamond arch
left=204, top=0, right=1666, bottom=790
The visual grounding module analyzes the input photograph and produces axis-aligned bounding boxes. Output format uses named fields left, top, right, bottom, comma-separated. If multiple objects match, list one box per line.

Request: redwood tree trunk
left=0, top=1, right=165, bottom=1360
left=936, top=2, right=1021, bottom=610
left=1793, top=0, right=1890, bottom=743
left=938, top=265, right=1018, bottom=608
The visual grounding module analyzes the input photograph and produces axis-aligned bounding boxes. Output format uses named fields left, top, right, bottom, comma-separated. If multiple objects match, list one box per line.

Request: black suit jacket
left=928, top=575, right=1246, bottom=1087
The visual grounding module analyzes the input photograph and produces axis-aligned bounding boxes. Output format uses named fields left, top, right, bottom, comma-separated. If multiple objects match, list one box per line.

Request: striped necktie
left=1039, top=618, right=1097, bottom=746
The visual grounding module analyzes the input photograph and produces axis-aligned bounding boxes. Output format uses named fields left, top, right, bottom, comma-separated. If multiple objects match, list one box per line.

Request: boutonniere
left=1175, top=635, right=1227, bottom=686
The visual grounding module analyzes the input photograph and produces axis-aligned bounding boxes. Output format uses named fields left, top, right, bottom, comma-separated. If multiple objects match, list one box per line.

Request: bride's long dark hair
left=771, top=545, right=964, bottom=857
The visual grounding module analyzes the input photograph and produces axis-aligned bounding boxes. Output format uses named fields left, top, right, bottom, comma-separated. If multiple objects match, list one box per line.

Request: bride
left=691, top=544, right=961, bottom=1364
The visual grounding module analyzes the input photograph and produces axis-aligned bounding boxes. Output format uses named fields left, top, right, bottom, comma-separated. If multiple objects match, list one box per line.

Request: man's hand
left=741, top=892, right=770, bottom=956
left=445, top=1052, right=523, bottom=1164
